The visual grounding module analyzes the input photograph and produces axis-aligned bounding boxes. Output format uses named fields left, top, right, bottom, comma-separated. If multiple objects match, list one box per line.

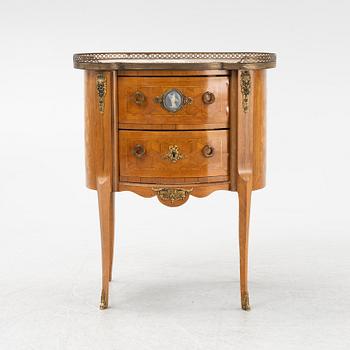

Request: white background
left=1, top=0, right=350, bottom=349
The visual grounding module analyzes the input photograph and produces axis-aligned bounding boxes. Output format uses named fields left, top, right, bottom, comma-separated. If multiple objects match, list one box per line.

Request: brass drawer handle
left=202, top=91, right=215, bottom=104
left=133, top=91, right=146, bottom=105
left=202, top=145, right=215, bottom=158
left=132, top=144, right=146, bottom=158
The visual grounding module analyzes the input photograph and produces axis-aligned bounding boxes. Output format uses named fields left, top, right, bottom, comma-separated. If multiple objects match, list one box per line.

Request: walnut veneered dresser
left=73, top=52, right=277, bottom=310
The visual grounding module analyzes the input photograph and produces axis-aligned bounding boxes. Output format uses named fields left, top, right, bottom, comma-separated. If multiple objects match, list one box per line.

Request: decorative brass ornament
left=96, top=73, right=107, bottom=113
left=100, top=289, right=108, bottom=310
left=133, top=91, right=146, bottom=105
left=241, top=291, right=250, bottom=311
left=240, top=71, right=251, bottom=113
left=152, top=188, right=193, bottom=203
left=163, top=145, right=183, bottom=163
left=154, top=88, right=192, bottom=113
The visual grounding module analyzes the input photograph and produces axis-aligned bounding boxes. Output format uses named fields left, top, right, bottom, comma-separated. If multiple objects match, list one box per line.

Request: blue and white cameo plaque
left=163, top=89, right=183, bottom=112
left=153, top=88, right=192, bottom=112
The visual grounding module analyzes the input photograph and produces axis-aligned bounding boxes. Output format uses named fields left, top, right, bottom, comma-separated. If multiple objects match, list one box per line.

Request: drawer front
left=119, top=130, right=229, bottom=180
left=118, top=77, right=229, bottom=129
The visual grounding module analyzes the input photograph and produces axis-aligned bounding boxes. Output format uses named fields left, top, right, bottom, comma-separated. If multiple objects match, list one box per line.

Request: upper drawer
left=118, top=76, right=229, bottom=129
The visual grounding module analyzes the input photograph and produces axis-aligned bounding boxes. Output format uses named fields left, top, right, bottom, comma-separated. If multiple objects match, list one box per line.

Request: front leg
left=236, top=70, right=254, bottom=310
left=97, top=177, right=114, bottom=309
left=237, top=176, right=252, bottom=311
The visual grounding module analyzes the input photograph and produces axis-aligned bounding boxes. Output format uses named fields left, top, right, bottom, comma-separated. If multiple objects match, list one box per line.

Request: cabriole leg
left=97, top=177, right=114, bottom=310
left=237, top=177, right=252, bottom=311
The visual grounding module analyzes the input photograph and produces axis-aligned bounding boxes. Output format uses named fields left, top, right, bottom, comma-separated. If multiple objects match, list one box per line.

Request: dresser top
left=73, top=52, right=276, bottom=70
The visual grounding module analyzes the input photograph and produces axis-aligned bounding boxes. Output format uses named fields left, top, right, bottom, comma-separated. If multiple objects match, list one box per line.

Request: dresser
left=73, top=52, right=277, bottom=310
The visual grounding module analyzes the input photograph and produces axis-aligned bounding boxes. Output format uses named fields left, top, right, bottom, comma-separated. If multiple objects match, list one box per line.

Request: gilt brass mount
left=152, top=188, right=193, bottom=203
left=96, top=73, right=107, bottom=113
left=240, top=70, right=251, bottom=113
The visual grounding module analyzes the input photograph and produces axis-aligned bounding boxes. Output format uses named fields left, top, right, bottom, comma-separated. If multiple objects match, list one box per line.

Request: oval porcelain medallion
left=163, top=89, right=184, bottom=112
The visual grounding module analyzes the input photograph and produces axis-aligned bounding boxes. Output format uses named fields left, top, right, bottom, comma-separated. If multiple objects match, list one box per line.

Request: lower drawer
left=119, top=130, right=229, bottom=182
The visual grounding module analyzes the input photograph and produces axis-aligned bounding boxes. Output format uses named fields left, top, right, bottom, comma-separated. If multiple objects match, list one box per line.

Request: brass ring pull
left=132, top=144, right=146, bottom=158
left=202, top=145, right=215, bottom=158
left=202, top=91, right=215, bottom=104
left=133, top=91, right=146, bottom=105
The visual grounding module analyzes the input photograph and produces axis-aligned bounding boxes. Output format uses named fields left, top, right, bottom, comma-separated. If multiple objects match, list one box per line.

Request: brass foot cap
left=241, top=303, right=251, bottom=311
left=241, top=292, right=251, bottom=311
left=99, top=301, right=108, bottom=310
left=100, top=290, right=108, bottom=310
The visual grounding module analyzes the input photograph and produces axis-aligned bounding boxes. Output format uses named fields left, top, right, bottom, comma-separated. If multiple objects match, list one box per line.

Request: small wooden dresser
left=73, top=52, right=277, bottom=310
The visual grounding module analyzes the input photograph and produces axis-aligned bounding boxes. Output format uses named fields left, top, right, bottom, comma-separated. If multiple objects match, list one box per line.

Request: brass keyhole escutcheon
left=164, top=145, right=183, bottom=163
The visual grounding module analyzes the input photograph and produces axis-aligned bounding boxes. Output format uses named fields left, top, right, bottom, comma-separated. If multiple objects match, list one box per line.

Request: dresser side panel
left=252, top=70, right=266, bottom=190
